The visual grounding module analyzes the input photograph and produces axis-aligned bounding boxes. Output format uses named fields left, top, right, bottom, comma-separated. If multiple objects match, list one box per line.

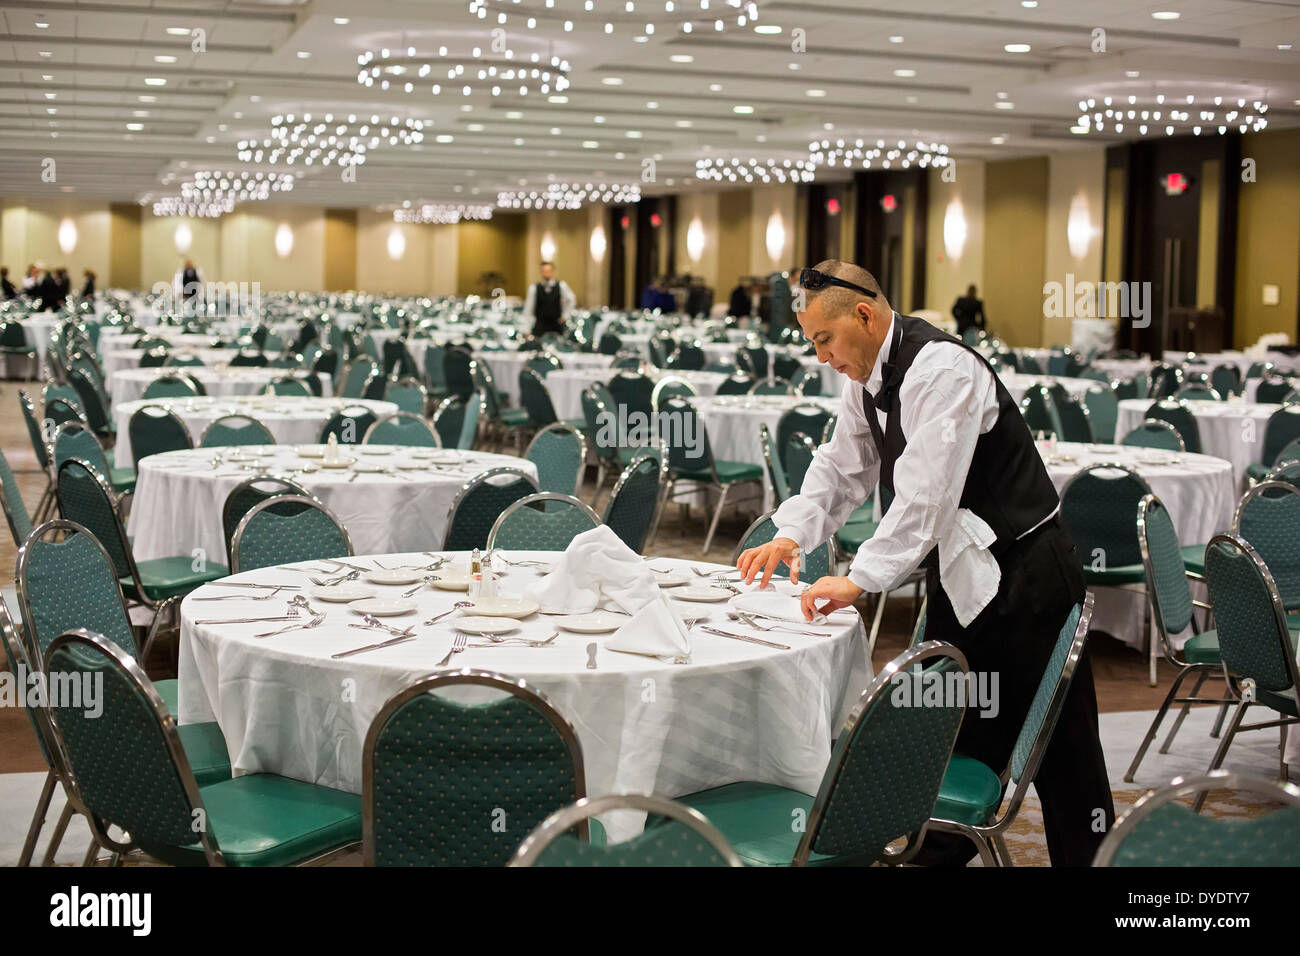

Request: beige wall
left=748, top=184, right=798, bottom=276
left=984, top=157, right=1049, bottom=347
left=141, top=214, right=221, bottom=291
left=323, top=209, right=357, bottom=291
left=925, top=158, right=987, bottom=318
left=108, top=203, right=142, bottom=289
left=674, top=189, right=721, bottom=292
left=1042, top=147, right=1106, bottom=345
left=355, top=209, right=459, bottom=296
left=1, top=198, right=112, bottom=283
left=525, top=208, right=589, bottom=306
left=456, top=215, right=528, bottom=298
left=1235, top=126, right=1300, bottom=348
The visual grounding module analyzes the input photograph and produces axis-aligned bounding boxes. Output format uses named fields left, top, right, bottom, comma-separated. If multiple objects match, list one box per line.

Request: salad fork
left=435, top=632, right=468, bottom=667
left=729, top=610, right=831, bottom=637
left=254, top=612, right=326, bottom=639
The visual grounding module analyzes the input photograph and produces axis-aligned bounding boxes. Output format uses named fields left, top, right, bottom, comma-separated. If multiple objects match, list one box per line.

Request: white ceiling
left=1, top=0, right=1297, bottom=210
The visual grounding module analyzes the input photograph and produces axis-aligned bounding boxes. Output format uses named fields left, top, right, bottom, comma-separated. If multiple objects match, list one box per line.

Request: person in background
left=522, top=261, right=575, bottom=337
left=35, top=265, right=61, bottom=311
left=22, top=265, right=38, bottom=293
left=174, top=258, right=204, bottom=307
left=0, top=268, right=17, bottom=299
left=952, top=284, right=986, bottom=338
left=727, top=280, right=752, bottom=319
left=80, top=269, right=96, bottom=300
left=55, top=268, right=71, bottom=305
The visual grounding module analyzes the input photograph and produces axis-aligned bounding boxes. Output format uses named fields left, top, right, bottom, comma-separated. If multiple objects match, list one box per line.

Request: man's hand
left=800, top=576, right=864, bottom=621
left=737, top=537, right=802, bottom=589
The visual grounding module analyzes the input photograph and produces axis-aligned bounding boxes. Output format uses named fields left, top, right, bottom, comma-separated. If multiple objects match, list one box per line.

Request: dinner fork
left=193, top=587, right=293, bottom=602
left=350, top=614, right=416, bottom=638
left=435, top=632, right=468, bottom=667
left=309, top=569, right=360, bottom=587
left=470, top=631, right=559, bottom=648
left=729, top=611, right=831, bottom=637
left=254, top=612, right=326, bottom=639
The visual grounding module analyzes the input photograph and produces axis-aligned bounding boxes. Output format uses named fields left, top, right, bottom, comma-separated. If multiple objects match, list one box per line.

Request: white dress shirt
left=522, top=279, right=577, bottom=323
left=773, top=312, right=1055, bottom=626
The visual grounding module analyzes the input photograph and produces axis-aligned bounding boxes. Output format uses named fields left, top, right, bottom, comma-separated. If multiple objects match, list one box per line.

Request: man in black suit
left=36, top=267, right=61, bottom=311
left=523, top=261, right=575, bottom=337
left=0, top=268, right=17, bottom=299
left=952, top=284, right=986, bottom=337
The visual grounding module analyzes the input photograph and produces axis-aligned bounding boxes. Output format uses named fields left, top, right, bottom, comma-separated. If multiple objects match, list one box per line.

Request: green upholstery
left=1105, top=801, right=1300, bottom=866
left=385, top=381, right=426, bottom=415
left=715, top=374, right=754, bottom=396
left=1261, top=407, right=1300, bottom=470
left=488, top=495, right=599, bottom=551
left=836, top=502, right=878, bottom=554
left=674, top=460, right=762, bottom=483
left=1019, top=385, right=1061, bottom=437
left=518, top=368, right=560, bottom=427
left=1061, top=466, right=1150, bottom=586
left=200, top=415, right=275, bottom=448
left=365, top=414, right=438, bottom=447
left=1053, top=396, right=1094, bottom=443
left=1256, top=378, right=1294, bottom=405
left=1176, top=385, right=1220, bottom=402
left=232, top=502, right=350, bottom=573
left=1011, top=603, right=1081, bottom=783
left=674, top=782, right=825, bottom=866
left=607, top=372, right=654, bottom=420
left=526, top=425, right=583, bottom=496
left=432, top=397, right=467, bottom=449
left=128, top=407, right=193, bottom=462
left=759, top=424, right=792, bottom=504
left=54, top=425, right=134, bottom=494
left=1146, top=400, right=1202, bottom=453
left=263, top=377, right=310, bottom=397
left=423, top=345, right=447, bottom=395
left=1238, top=487, right=1300, bottom=609
left=142, top=375, right=200, bottom=400
left=458, top=394, right=482, bottom=450
left=1183, top=630, right=1222, bottom=665
left=444, top=470, right=539, bottom=550
left=443, top=348, right=475, bottom=400
left=1122, top=419, right=1185, bottom=451
left=603, top=454, right=663, bottom=554
left=784, top=434, right=817, bottom=495
left=735, top=513, right=832, bottom=581
left=339, top=358, right=376, bottom=398
left=367, top=689, right=583, bottom=866
left=931, top=755, right=1004, bottom=826
left=318, top=408, right=377, bottom=446
left=127, top=556, right=229, bottom=602
left=0, top=448, right=33, bottom=546
left=776, top=406, right=831, bottom=468
left=19, top=391, right=51, bottom=470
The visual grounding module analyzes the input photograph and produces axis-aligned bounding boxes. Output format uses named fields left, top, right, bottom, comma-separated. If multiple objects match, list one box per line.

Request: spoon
left=423, top=600, right=473, bottom=626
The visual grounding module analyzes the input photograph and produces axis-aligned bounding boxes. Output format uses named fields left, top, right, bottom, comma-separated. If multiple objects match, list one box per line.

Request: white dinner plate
left=463, top=597, right=540, bottom=619
left=358, top=446, right=392, bottom=455
left=453, top=617, right=521, bottom=636
left=318, top=458, right=356, bottom=469
left=311, top=583, right=377, bottom=602
left=407, top=449, right=438, bottom=459
left=352, top=460, right=389, bottom=473
left=431, top=571, right=471, bottom=591
left=672, top=586, right=732, bottom=602
left=348, top=598, right=417, bottom=617
left=364, top=569, right=426, bottom=586
left=555, top=611, right=626, bottom=633
left=396, top=460, right=429, bottom=470
left=651, top=570, right=690, bottom=588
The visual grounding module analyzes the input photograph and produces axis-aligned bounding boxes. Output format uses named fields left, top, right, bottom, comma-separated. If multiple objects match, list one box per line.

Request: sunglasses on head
left=799, top=267, right=877, bottom=299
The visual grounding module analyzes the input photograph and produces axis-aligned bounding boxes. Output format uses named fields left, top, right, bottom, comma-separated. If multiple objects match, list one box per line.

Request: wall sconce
left=686, top=217, right=706, bottom=262
left=1066, top=193, right=1094, bottom=259
left=765, top=212, right=786, bottom=263
left=540, top=232, right=557, bottom=261
left=57, top=218, right=77, bottom=255
left=943, top=199, right=967, bottom=260
left=589, top=225, right=607, bottom=262
left=274, top=223, right=294, bottom=259
left=387, top=226, right=406, bottom=260
left=174, top=222, right=193, bottom=254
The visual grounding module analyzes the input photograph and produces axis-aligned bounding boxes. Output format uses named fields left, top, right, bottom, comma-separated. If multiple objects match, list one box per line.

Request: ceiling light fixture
left=1004, top=43, right=1031, bottom=53
left=238, top=112, right=426, bottom=167
left=357, top=43, right=570, bottom=97
left=1072, top=91, right=1269, bottom=137
left=696, top=155, right=815, bottom=184
left=497, top=181, right=641, bottom=210
left=394, top=203, right=493, bottom=224
left=808, top=137, right=950, bottom=171
left=468, top=0, right=761, bottom=36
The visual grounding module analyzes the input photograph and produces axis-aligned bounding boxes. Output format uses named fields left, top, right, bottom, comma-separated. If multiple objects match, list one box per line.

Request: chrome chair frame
left=523, top=421, right=588, bottom=497
left=362, top=411, right=441, bottom=447
left=198, top=414, right=276, bottom=448
left=485, top=492, right=600, bottom=551
left=442, top=466, right=540, bottom=550
left=230, top=494, right=354, bottom=574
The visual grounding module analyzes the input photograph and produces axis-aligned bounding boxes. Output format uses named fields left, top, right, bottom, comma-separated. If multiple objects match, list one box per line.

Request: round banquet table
left=103, top=347, right=236, bottom=386
left=1042, top=441, right=1235, bottom=648
left=1115, top=398, right=1277, bottom=487
left=475, top=349, right=616, bottom=408
left=547, top=367, right=728, bottom=420
left=128, top=445, right=533, bottom=563
left=1166, top=350, right=1300, bottom=377
left=1090, top=357, right=1158, bottom=380
left=177, top=550, right=872, bottom=842
left=111, top=396, right=397, bottom=469
left=109, top=365, right=330, bottom=405
left=1243, top=376, right=1300, bottom=403
left=19, top=315, right=63, bottom=377
left=997, top=372, right=1097, bottom=405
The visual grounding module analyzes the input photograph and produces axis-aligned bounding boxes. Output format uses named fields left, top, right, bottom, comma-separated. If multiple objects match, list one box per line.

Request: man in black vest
left=523, top=261, right=575, bottom=338
left=738, top=259, right=1113, bottom=866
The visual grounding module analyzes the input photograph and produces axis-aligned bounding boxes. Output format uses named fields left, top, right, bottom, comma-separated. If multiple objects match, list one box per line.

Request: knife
left=698, top=626, right=790, bottom=650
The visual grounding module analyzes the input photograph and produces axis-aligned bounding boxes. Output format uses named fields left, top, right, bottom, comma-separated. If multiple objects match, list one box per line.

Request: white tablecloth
left=20, top=315, right=62, bottom=376
left=110, top=367, right=330, bottom=405
left=547, top=367, right=728, bottom=420
left=177, top=551, right=871, bottom=841
left=475, top=349, right=614, bottom=408
left=1166, top=350, right=1300, bottom=376
left=103, top=347, right=237, bottom=386
left=129, top=446, right=530, bottom=562
left=1045, top=441, right=1235, bottom=647
left=1115, top=398, right=1277, bottom=487
left=112, top=396, right=397, bottom=468
left=998, top=373, right=1097, bottom=405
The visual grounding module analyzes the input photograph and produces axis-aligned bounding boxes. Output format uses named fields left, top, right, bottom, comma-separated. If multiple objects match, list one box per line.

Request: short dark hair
left=801, top=259, right=885, bottom=318
left=540, top=260, right=554, bottom=268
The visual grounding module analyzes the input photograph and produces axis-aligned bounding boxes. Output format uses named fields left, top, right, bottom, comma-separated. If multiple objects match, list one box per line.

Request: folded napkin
left=731, top=585, right=834, bottom=625
left=938, top=508, right=1001, bottom=628
left=525, top=525, right=690, bottom=660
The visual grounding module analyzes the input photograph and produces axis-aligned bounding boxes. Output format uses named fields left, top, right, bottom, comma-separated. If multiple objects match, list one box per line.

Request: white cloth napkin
left=731, top=588, right=832, bottom=625
left=525, top=525, right=691, bottom=660
left=938, top=508, right=1001, bottom=628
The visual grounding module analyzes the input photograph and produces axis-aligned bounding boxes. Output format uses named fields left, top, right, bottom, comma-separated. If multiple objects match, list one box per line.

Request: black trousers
left=919, top=517, right=1114, bottom=866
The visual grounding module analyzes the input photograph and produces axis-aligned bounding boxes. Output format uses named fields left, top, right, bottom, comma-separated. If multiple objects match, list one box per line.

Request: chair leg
left=992, top=833, right=1013, bottom=867
left=1158, top=668, right=1212, bottom=754
left=1210, top=698, right=1231, bottom=738
left=81, top=839, right=102, bottom=867
left=702, top=483, right=730, bottom=555
left=1124, top=665, right=1196, bottom=782
left=18, top=769, right=57, bottom=867
left=41, top=800, right=76, bottom=867
left=1147, top=604, right=1159, bottom=687
left=1193, top=701, right=1248, bottom=812
left=1281, top=724, right=1290, bottom=781
left=647, top=480, right=670, bottom=549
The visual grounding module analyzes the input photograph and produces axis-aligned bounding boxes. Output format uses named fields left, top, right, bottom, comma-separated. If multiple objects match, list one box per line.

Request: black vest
left=861, top=314, right=1060, bottom=560
left=534, top=281, right=562, bottom=330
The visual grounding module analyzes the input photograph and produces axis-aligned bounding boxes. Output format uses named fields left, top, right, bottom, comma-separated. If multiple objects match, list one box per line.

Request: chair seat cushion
left=1083, top=563, right=1146, bottom=586
left=680, top=781, right=839, bottom=867
left=123, top=557, right=229, bottom=602
left=110, top=467, right=136, bottom=493
left=142, top=774, right=361, bottom=867
left=931, top=755, right=1003, bottom=826
left=176, top=718, right=233, bottom=786
left=675, top=461, right=763, bottom=484
left=1183, top=629, right=1222, bottom=665
left=0, top=346, right=35, bottom=355
left=499, top=408, right=530, bottom=427
left=837, top=518, right=878, bottom=554
left=1181, top=545, right=1206, bottom=577
left=1247, top=463, right=1270, bottom=482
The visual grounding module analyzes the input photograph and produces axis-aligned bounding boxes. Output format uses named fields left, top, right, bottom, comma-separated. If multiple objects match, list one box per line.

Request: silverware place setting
left=697, top=625, right=790, bottom=650
left=467, top=631, right=559, bottom=648
left=726, top=610, right=831, bottom=637
left=434, top=632, right=468, bottom=667
left=254, top=612, right=326, bottom=639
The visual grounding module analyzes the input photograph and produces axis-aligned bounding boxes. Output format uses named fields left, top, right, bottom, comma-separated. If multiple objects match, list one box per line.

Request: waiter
left=738, top=259, right=1113, bottom=866
left=522, top=261, right=575, bottom=337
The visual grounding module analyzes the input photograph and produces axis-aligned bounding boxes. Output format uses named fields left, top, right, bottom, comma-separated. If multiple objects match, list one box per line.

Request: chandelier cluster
left=1073, top=94, right=1269, bottom=137
left=181, top=169, right=295, bottom=204
left=695, top=156, right=816, bottom=184
left=151, top=196, right=230, bottom=218
left=468, top=0, right=760, bottom=35
left=394, top=203, right=495, bottom=224
left=807, top=139, right=951, bottom=171
left=237, top=114, right=426, bottom=167
left=497, top=182, right=642, bottom=210
left=356, top=46, right=570, bottom=97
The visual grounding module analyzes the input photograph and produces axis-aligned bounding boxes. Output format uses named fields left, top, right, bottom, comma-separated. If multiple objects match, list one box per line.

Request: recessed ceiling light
left=38, top=51, right=52, bottom=57
left=733, top=105, right=754, bottom=113
left=997, top=90, right=1008, bottom=99
left=467, top=123, right=484, bottom=131
left=1070, top=125, right=1088, bottom=134
left=249, top=95, right=260, bottom=102
left=601, top=76, right=623, bottom=85
left=513, top=137, right=525, bottom=145
left=593, top=115, right=606, bottom=123
left=1279, top=43, right=1294, bottom=50
left=754, top=24, right=782, bottom=35
left=154, top=55, right=177, bottom=63
left=670, top=54, right=694, bottom=63
left=1151, top=11, right=1180, bottom=20
left=46, top=107, right=56, bottom=114
left=44, top=92, right=55, bottom=99
left=806, top=88, right=827, bottom=97
left=995, top=101, right=1015, bottom=109
left=506, top=111, right=523, bottom=118
left=133, top=109, right=148, bottom=116
left=906, top=95, right=917, bottom=103
left=1004, top=43, right=1031, bottom=53
left=42, top=74, right=52, bottom=80
left=548, top=95, right=568, bottom=103
left=615, top=151, right=626, bottom=159
left=991, top=135, right=1007, bottom=144
left=205, top=136, right=215, bottom=143
left=646, top=101, right=658, bottom=108
left=889, top=35, right=904, bottom=43
left=436, top=134, right=454, bottom=143
left=166, top=27, right=191, bottom=35
left=1126, top=70, right=1141, bottom=77
left=626, top=130, right=642, bottom=138
left=1021, top=0, right=1037, bottom=7
left=675, top=119, right=693, bottom=127
left=1295, top=99, right=1300, bottom=106
left=233, top=111, right=242, bottom=118
left=460, top=104, right=473, bottom=112
left=550, top=127, right=561, bottom=134
left=787, top=62, right=801, bottom=70
left=126, top=123, right=143, bottom=130
left=894, top=68, right=916, bottom=77
left=333, top=17, right=350, bottom=25
left=582, top=140, right=598, bottom=148
left=296, top=51, right=311, bottom=58
left=35, top=20, right=49, bottom=28
left=144, top=77, right=167, bottom=85
left=138, top=95, right=156, bottom=102
left=756, top=134, right=767, bottom=142
left=823, top=122, right=834, bottom=130
left=633, top=35, right=649, bottom=42
left=217, top=123, right=227, bottom=130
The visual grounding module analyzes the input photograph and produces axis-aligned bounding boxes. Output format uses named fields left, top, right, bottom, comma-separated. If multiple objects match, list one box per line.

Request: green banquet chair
left=363, top=412, right=440, bottom=447
left=443, top=467, right=540, bottom=551
left=200, top=414, right=275, bottom=448
left=230, top=495, right=352, bottom=573
left=524, top=422, right=586, bottom=497
left=602, top=451, right=667, bottom=555
left=127, top=405, right=194, bottom=462
left=486, top=492, right=601, bottom=551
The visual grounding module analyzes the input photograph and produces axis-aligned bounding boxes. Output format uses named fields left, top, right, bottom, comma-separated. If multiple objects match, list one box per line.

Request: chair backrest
left=715, top=373, right=754, bottom=396
left=518, top=367, right=559, bottom=427
left=363, top=668, right=588, bottom=866
left=1203, top=533, right=1300, bottom=696
left=1149, top=364, right=1184, bottom=400
left=0, top=448, right=33, bottom=548
left=385, top=377, right=427, bottom=415
left=262, top=376, right=311, bottom=397
left=339, top=357, right=377, bottom=397
left=459, top=391, right=484, bottom=450
left=66, top=368, right=112, bottom=434
left=1083, top=385, right=1119, bottom=444
left=1094, top=771, right=1300, bottom=867
left=526, top=354, right=561, bottom=378
left=19, top=390, right=51, bottom=470
left=1137, top=495, right=1195, bottom=658
left=52, top=422, right=112, bottom=485
left=1019, top=385, right=1062, bottom=437
left=607, top=371, right=655, bottom=420
left=318, top=405, right=378, bottom=445
left=431, top=395, right=467, bottom=449
left=139, top=348, right=169, bottom=368
left=750, top=378, right=794, bottom=396
left=784, top=432, right=817, bottom=496
left=165, top=352, right=207, bottom=367
left=1060, top=464, right=1153, bottom=568
left=1255, top=377, right=1294, bottom=405
left=230, top=495, right=352, bottom=573
left=1210, top=364, right=1241, bottom=398
left=1120, top=418, right=1186, bottom=452
left=776, top=405, right=831, bottom=461
left=524, top=422, right=586, bottom=496
left=128, top=405, right=193, bottom=462
left=659, top=396, right=714, bottom=477
left=795, top=642, right=968, bottom=865
left=737, top=345, right=769, bottom=379
left=220, top=476, right=313, bottom=568
left=1262, top=405, right=1300, bottom=468
left=1175, top=384, right=1221, bottom=402
left=650, top=376, right=697, bottom=413
left=1052, top=395, right=1094, bottom=443
left=16, top=518, right=137, bottom=666
left=199, top=414, right=275, bottom=448
left=443, top=467, right=540, bottom=550
left=732, top=509, right=833, bottom=581
left=602, top=451, right=667, bottom=554
left=442, top=347, right=475, bottom=400
left=44, top=630, right=221, bottom=863
left=510, top=793, right=743, bottom=867
left=487, top=492, right=601, bottom=550
left=581, top=388, right=620, bottom=464
left=423, top=344, right=446, bottom=392
left=1233, top=480, right=1300, bottom=609
left=759, top=424, right=792, bottom=503
left=142, top=373, right=200, bottom=400
left=1145, top=398, right=1201, bottom=453
left=363, top=412, right=439, bottom=447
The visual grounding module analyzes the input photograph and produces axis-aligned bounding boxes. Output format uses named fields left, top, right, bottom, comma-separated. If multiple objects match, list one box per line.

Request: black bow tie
left=874, top=361, right=904, bottom=414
